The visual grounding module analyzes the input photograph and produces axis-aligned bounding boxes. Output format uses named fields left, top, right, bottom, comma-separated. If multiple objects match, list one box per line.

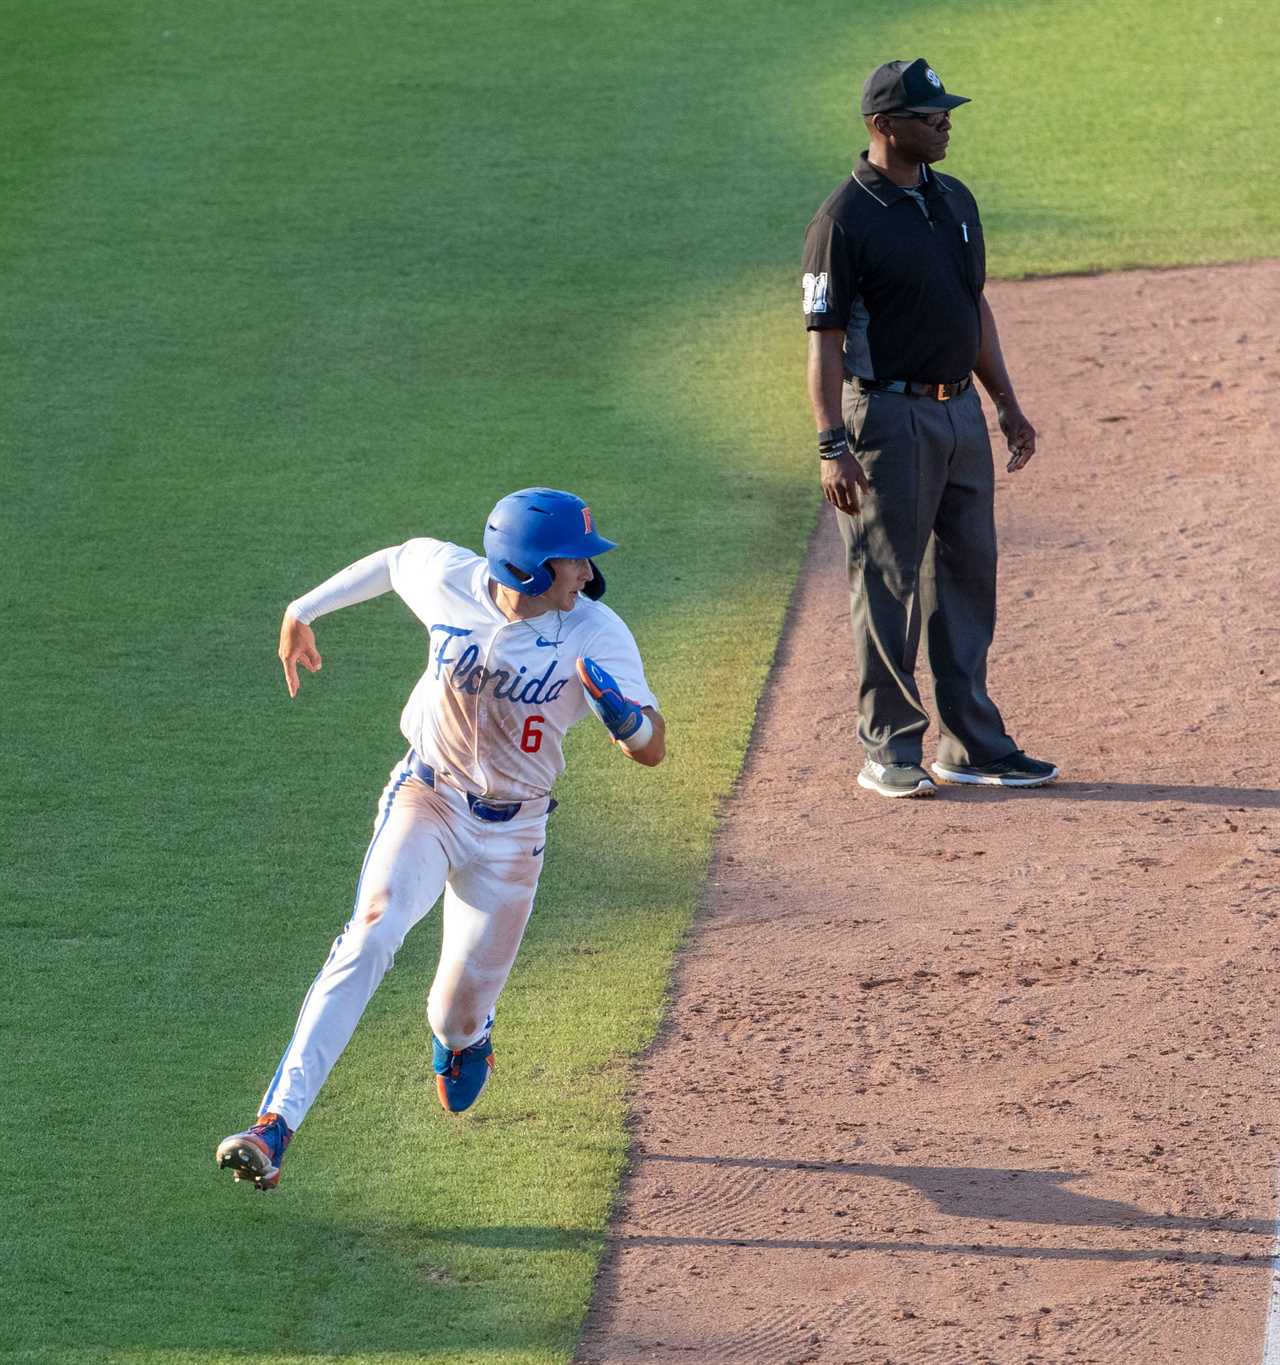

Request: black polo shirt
left=801, top=153, right=986, bottom=384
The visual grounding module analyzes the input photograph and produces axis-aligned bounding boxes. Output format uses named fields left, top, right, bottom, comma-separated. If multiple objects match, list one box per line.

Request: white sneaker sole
left=930, top=762, right=1059, bottom=787
left=857, top=770, right=936, bottom=798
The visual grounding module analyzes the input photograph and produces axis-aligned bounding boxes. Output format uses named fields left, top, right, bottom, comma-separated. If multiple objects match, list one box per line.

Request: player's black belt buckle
left=408, top=751, right=549, bottom=823
left=855, top=375, right=972, bottom=401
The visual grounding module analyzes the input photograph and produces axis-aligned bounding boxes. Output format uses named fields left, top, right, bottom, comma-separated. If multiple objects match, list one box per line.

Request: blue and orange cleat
left=433, top=1033, right=494, bottom=1113
left=215, top=1112, right=293, bottom=1191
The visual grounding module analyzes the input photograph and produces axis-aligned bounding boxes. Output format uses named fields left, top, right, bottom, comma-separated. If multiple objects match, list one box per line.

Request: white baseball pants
left=258, top=756, right=549, bottom=1131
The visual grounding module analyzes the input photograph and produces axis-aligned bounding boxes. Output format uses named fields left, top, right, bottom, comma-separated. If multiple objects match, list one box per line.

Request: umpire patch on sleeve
left=802, top=271, right=829, bottom=315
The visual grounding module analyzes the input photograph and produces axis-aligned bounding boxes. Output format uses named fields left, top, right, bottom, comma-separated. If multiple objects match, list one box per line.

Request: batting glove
left=576, top=656, right=651, bottom=747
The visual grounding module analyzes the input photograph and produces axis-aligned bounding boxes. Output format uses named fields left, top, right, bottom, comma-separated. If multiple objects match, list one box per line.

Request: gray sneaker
left=857, top=759, right=936, bottom=798
left=930, top=751, right=1059, bottom=787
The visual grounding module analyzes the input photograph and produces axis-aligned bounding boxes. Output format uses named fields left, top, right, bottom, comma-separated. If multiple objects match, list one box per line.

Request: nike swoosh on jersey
left=534, top=637, right=558, bottom=649
left=532, top=843, right=546, bottom=856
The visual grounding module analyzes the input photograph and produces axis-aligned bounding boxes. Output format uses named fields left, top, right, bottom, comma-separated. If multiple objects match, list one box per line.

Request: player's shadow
left=955, top=781, right=1279, bottom=808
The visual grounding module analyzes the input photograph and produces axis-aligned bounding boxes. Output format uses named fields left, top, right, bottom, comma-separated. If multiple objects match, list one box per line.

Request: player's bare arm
left=625, top=708, right=666, bottom=766
left=975, top=292, right=1037, bottom=473
left=807, top=328, right=870, bottom=513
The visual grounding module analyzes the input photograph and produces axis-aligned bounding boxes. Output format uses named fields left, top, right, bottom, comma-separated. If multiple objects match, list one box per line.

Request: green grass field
left=4, top=1, right=1276, bottom=1361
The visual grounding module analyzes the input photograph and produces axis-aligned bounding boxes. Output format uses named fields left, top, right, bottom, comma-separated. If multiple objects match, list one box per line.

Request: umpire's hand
left=278, top=611, right=323, bottom=698
left=998, top=404, right=1037, bottom=473
left=820, top=449, right=872, bottom=515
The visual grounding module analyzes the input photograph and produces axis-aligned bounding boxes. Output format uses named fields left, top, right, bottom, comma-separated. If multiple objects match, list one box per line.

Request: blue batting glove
left=576, top=656, right=646, bottom=743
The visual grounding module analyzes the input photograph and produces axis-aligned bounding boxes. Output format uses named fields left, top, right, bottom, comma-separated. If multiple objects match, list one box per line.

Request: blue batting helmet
left=483, top=488, right=617, bottom=597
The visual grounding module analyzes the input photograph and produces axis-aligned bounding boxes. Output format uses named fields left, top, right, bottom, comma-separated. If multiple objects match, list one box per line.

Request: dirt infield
left=577, top=261, right=1280, bottom=1364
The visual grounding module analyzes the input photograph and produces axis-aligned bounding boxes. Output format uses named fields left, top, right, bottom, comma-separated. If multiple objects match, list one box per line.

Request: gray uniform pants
left=838, top=381, right=1014, bottom=768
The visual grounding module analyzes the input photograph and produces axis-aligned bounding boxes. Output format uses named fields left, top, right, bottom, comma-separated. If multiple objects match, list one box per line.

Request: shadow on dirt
left=951, top=781, right=1279, bottom=808
left=633, top=1151, right=1274, bottom=1246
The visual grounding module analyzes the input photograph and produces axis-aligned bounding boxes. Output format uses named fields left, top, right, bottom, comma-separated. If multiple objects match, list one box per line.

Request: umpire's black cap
left=860, top=58, right=970, bottom=115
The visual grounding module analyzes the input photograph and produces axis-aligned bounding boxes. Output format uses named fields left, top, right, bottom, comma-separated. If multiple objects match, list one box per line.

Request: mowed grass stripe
left=3, top=1, right=1275, bottom=1362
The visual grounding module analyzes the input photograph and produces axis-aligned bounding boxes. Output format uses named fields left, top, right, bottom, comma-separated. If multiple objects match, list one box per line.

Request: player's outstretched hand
left=279, top=610, right=322, bottom=698
left=576, top=656, right=647, bottom=744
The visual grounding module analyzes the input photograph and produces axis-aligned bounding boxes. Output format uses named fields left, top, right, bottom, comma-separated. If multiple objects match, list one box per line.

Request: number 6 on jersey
left=520, top=714, right=544, bottom=753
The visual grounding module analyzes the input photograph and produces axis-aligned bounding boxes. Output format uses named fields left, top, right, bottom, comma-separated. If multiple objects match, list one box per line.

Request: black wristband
left=818, top=438, right=850, bottom=461
left=817, top=425, right=846, bottom=447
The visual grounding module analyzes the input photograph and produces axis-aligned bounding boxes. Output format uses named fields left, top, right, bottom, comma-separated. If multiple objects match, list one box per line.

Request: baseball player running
left=215, top=488, right=665, bottom=1191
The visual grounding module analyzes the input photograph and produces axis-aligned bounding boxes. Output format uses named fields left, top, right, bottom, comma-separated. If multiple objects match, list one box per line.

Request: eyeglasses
left=887, top=109, right=952, bottom=129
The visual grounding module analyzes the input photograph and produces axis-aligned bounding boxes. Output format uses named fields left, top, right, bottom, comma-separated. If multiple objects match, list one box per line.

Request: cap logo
left=926, top=67, right=941, bottom=87
left=582, top=507, right=594, bottom=533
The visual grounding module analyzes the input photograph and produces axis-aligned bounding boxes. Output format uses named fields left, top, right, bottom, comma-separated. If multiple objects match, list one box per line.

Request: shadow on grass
left=8, top=1219, right=602, bottom=1362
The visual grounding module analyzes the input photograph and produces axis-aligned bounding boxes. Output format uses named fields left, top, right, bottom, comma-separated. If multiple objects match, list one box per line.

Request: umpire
left=802, top=57, right=1058, bottom=799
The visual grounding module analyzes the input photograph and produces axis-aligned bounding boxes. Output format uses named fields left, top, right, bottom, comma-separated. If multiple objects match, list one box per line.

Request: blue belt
left=407, top=752, right=551, bottom=823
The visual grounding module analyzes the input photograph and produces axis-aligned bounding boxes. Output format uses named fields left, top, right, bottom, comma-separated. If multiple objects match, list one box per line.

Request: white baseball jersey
left=290, top=538, right=658, bottom=802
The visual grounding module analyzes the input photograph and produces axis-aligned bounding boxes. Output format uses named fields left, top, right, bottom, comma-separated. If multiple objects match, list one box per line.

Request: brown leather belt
left=851, top=375, right=973, bottom=401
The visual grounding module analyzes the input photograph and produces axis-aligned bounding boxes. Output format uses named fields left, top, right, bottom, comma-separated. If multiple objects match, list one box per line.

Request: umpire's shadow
left=641, top=1151, right=1274, bottom=1238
